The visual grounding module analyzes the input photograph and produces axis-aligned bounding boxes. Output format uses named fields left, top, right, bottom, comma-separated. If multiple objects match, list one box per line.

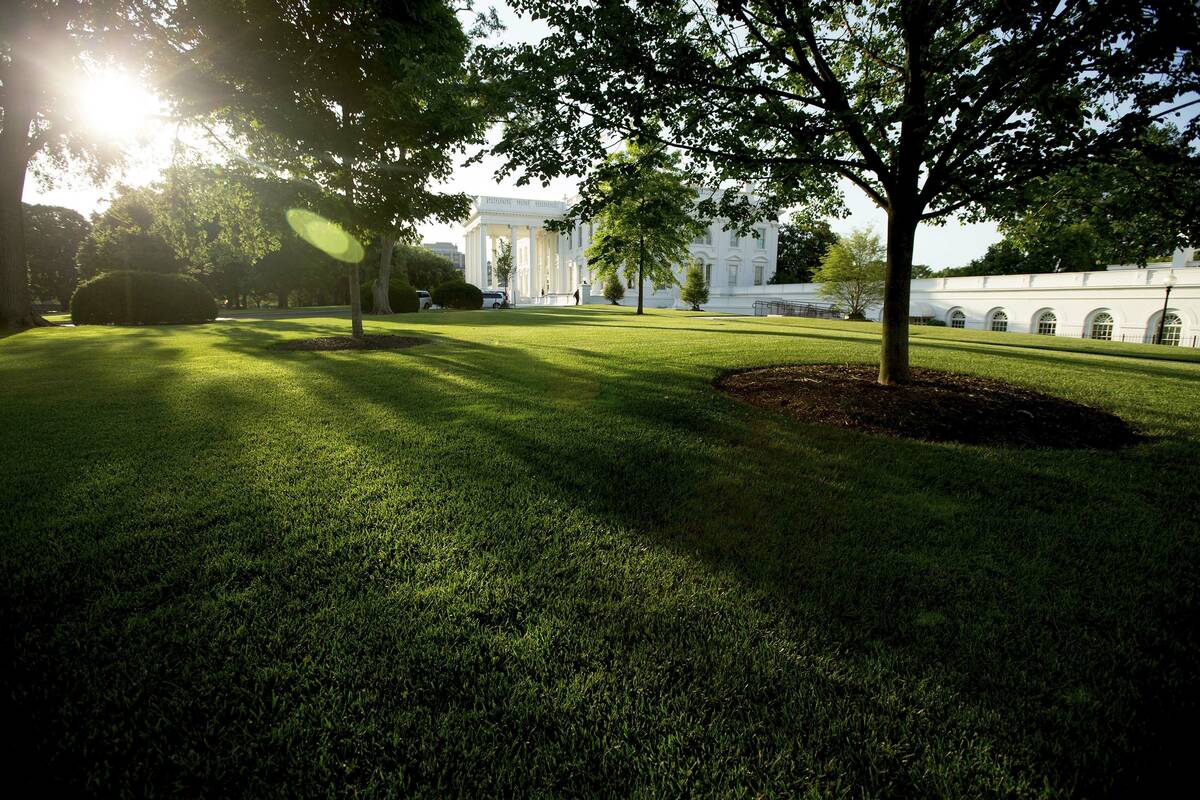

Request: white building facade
left=461, top=195, right=779, bottom=306
left=705, top=249, right=1200, bottom=346
left=461, top=195, right=1197, bottom=347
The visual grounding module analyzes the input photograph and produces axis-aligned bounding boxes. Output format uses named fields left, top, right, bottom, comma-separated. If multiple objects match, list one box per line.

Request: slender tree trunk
left=636, top=233, right=645, bottom=315
left=879, top=204, right=918, bottom=385
left=341, top=99, right=364, bottom=338
left=373, top=233, right=395, bottom=314
left=0, top=103, right=49, bottom=330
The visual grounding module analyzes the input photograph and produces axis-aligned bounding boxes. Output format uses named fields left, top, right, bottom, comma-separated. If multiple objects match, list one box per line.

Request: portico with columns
left=463, top=196, right=574, bottom=303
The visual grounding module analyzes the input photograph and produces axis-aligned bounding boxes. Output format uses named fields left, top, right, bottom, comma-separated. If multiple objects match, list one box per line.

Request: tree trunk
left=373, top=233, right=395, bottom=314
left=636, top=234, right=645, bottom=315
left=879, top=204, right=918, bottom=385
left=0, top=105, right=49, bottom=331
left=340, top=98, right=364, bottom=338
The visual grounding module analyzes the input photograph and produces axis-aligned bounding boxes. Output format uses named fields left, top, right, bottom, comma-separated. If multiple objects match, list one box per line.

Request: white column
left=465, top=226, right=474, bottom=284
left=478, top=221, right=488, bottom=288
left=529, top=226, right=539, bottom=298
left=508, top=224, right=517, bottom=299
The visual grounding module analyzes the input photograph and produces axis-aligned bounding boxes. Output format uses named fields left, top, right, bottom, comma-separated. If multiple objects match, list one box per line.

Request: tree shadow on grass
left=3, top=318, right=1198, bottom=795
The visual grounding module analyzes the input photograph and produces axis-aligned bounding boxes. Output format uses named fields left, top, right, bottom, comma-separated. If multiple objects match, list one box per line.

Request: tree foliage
left=23, top=204, right=90, bottom=308
left=581, top=138, right=702, bottom=314
left=814, top=230, right=886, bottom=320
left=0, top=0, right=141, bottom=328
left=602, top=273, right=625, bottom=305
left=485, top=0, right=1199, bottom=382
left=76, top=188, right=182, bottom=278
left=681, top=260, right=709, bottom=311
left=493, top=238, right=515, bottom=293
left=771, top=218, right=838, bottom=285
left=154, top=0, right=492, bottom=337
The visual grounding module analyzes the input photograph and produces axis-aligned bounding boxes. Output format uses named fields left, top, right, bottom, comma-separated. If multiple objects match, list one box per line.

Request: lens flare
left=286, top=209, right=364, bottom=263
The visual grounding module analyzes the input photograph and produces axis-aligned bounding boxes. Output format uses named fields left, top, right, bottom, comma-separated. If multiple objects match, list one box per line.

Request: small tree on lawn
left=681, top=260, right=708, bottom=311
left=578, top=136, right=701, bottom=315
left=494, top=238, right=515, bottom=305
left=814, top=230, right=886, bottom=321
left=602, top=273, right=625, bottom=305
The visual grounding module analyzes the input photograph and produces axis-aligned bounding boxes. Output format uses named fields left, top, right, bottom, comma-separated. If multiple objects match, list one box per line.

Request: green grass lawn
left=2, top=307, right=1198, bottom=796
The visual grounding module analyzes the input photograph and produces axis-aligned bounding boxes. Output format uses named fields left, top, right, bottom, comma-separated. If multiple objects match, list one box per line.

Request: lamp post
left=1155, top=274, right=1178, bottom=344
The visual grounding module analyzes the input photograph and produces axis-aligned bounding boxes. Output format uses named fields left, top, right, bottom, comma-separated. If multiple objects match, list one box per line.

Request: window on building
left=1090, top=312, right=1114, bottom=340
left=703, top=263, right=712, bottom=286
left=950, top=309, right=966, bottom=328
left=755, top=227, right=766, bottom=249
left=693, top=228, right=712, bottom=246
left=1036, top=311, right=1057, bottom=336
left=754, top=263, right=764, bottom=286
left=729, top=229, right=740, bottom=248
left=990, top=310, right=1008, bottom=332
left=627, top=275, right=635, bottom=289
left=1161, top=312, right=1182, bottom=346
left=727, top=262, right=739, bottom=286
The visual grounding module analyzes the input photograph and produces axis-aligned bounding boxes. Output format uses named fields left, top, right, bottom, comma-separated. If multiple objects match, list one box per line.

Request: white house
left=461, top=194, right=779, bottom=305
left=460, top=195, right=1198, bottom=346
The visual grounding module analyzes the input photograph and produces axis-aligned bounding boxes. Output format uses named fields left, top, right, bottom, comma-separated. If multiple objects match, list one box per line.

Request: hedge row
left=431, top=280, right=483, bottom=310
left=71, top=271, right=218, bottom=325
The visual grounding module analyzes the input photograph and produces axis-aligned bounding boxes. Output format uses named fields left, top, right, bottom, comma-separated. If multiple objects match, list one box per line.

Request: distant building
left=421, top=241, right=465, bottom=274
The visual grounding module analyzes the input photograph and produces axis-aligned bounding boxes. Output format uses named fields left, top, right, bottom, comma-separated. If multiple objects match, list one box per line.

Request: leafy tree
left=0, top=1, right=140, bottom=329
left=399, top=245, right=459, bottom=291
left=602, top=273, right=625, bottom=305
left=493, top=238, right=515, bottom=302
left=485, top=0, right=1198, bottom=384
left=76, top=188, right=181, bottom=278
left=156, top=0, right=491, bottom=337
left=814, top=230, right=886, bottom=320
left=23, top=204, right=90, bottom=308
left=770, top=218, right=838, bottom=284
left=910, top=264, right=935, bottom=279
left=680, top=260, right=709, bottom=311
left=992, top=125, right=1200, bottom=266
left=580, top=138, right=701, bottom=314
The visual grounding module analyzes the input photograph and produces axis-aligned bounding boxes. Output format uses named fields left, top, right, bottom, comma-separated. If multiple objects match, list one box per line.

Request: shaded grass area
left=2, top=306, right=1198, bottom=797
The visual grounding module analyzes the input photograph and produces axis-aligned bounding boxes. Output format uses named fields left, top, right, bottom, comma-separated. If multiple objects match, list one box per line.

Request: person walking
left=572, top=288, right=580, bottom=305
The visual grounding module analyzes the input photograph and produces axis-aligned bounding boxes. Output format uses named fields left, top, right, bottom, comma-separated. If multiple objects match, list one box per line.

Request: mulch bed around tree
left=275, top=335, right=430, bottom=351
left=715, top=364, right=1140, bottom=449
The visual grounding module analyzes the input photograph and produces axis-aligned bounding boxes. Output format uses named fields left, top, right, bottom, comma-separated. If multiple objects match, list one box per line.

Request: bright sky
left=23, top=3, right=1002, bottom=270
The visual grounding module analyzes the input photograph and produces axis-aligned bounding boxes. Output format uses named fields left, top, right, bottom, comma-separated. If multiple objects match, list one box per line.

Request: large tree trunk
left=0, top=104, right=49, bottom=331
left=373, top=233, right=395, bottom=314
left=879, top=204, right=918, bottom=385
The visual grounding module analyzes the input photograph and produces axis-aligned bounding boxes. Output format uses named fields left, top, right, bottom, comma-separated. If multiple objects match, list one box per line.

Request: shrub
left=71, top=271, right=218, bottom=325
left=680, top=262, right=709, bottom=310
left=603, top=273, right=625, bottom=305
left=925, top=318, right=947, bottom=327
left=431, top=280, right=483, bottom=310
left=361, top=277, right=419, bottom=313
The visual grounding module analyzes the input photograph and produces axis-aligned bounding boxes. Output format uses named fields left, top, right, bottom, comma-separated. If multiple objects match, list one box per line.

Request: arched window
left=1090, top=312, right=1114, bottom=340
left=949, top=309, right=966, bottom=329
left=1036, top=311, right=1057, bottom=336
left=989, top=310, right=1008, bottom=332
left=1161, top=313, right=1183, bottom=346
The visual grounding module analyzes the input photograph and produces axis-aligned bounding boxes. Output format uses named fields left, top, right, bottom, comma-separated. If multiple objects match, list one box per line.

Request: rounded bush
left=71, top=271, right=218, bottom=325
left=431, top=280, right=483, bottom=310
left=361, top=277, right=419, bottom=313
